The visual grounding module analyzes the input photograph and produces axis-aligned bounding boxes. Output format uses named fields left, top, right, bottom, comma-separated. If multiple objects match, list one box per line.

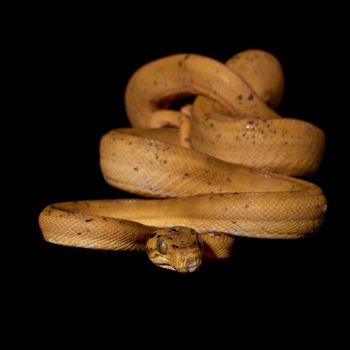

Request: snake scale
left=39, top=50, right=327, bottom=273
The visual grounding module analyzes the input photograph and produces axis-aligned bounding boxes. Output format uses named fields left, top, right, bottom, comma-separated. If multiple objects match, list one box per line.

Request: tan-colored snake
left=39, top=50, right=327, bottom=273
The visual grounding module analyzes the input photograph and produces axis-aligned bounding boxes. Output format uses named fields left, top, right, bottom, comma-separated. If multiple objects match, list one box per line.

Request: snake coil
left=39, top=50, right=326, bottom=273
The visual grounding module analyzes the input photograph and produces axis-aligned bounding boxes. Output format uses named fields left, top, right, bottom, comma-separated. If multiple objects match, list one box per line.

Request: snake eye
left=197, top=235, right=204, bottom=249
left=156, top=240, right=167, bottom=254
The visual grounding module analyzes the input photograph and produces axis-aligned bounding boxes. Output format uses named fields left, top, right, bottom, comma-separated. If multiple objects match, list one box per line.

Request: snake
left=39, top=50, right=327, bottom=273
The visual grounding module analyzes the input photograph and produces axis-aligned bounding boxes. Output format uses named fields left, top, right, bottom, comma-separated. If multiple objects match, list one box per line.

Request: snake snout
left=177, top=258, right=201, bottom=273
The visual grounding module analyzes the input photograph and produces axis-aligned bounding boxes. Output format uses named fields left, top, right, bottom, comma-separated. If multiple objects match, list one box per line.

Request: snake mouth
left=155, top=263, right=176, bottom=271
left=154, top=259, right=199, bottom=273
left=156, top=263, right=198, bottom=273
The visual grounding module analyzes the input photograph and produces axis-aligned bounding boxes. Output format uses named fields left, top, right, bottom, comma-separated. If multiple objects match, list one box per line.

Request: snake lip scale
left=39, top=50, right=327, bottom=273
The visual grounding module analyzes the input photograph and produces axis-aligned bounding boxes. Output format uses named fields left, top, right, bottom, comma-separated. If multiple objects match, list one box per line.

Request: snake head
left=146, top=227, right=203, bottom=273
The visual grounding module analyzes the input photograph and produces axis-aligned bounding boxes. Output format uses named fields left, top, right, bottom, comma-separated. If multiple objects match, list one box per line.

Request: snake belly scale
left=39, top=50, right=327, bottom=273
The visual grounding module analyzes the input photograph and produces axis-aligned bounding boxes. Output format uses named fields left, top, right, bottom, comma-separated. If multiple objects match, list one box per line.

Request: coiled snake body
left=39, top=50, right=326, bottom=273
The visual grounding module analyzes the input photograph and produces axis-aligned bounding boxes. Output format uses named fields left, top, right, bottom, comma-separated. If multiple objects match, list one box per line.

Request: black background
left=12, top=8, right=346, bottom=339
